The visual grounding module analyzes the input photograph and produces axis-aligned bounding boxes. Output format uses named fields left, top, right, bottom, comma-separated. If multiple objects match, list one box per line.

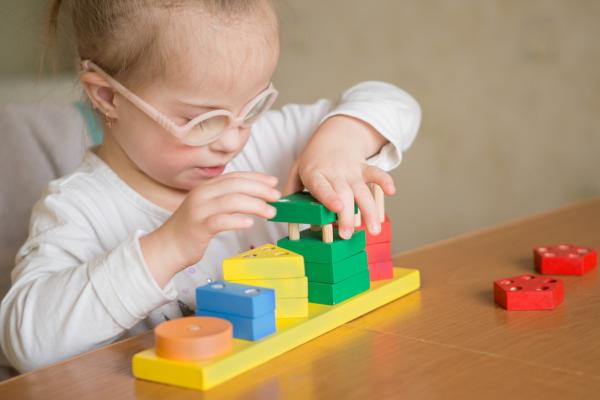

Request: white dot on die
left=577, top=248, right=588, bottom=254
left=244, top=288, right=259, bottom=295
left=568, top=253, right=578, bottom=258
left=537, top=247, right=547, bottom=252
left=544, top=253, right=556, bottom=257
left=558, top=245, right=570, bottom=250
left=211, top=283, right=225, bottom=290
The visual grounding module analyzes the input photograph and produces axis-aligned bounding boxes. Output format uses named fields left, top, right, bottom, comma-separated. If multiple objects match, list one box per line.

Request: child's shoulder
left=32, top=151, right=122, bottom=221
left=45, top=151, right=111, bottom=196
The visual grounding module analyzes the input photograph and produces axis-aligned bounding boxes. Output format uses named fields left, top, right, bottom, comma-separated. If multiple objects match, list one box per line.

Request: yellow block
left=228, top=276, right=308, bottom=298
left=223, top=244, right=305, bottom=280
left=132, top=267, right=420, bottom=391
left=276, top=297, right=308, bottom=318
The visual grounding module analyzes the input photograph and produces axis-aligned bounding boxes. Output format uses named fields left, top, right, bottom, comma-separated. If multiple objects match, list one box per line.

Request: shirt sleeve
left=242, top=80, right=421, bottom=183
left=0, top=189, right=177, bottom=372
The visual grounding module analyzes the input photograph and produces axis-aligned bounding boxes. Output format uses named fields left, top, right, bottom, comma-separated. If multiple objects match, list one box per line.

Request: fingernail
left=268, top=206, right=277, bottom=217
left=341, top=228, right=353, bottom=239
left=369, top=223, right=381, bottom=235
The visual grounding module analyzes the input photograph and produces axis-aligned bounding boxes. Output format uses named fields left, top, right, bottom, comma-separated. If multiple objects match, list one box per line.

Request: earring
left=104, top=112, right=113, bottom=128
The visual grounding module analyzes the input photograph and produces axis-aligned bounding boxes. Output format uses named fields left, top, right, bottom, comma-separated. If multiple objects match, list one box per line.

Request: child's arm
left=249, top=80, right=421, bottom=235
left=0, top=172, right=279, bottom=372
left=0, top=193, right=170, bottom=372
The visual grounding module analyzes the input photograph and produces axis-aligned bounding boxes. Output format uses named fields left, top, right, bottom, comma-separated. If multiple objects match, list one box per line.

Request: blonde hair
left=48, top=0, right=277, bottom=88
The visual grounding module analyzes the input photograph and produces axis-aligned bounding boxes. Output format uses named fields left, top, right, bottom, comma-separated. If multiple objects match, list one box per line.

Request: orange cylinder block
left=155, top=316, right=233, bottom=362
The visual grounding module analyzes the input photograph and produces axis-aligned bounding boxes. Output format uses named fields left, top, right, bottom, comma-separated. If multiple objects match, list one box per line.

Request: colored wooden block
left=196, top=281, right=275, bottom=318
left=269, top=192, right=359, bottom=225
left=196, top=310, right=276, bottom=341
left=354, top=214, right=392, bottom=245
left=155, top=317, right=233, bottom=361
left=369, top=259, right=394, bottom=281
left=276, top=297, right=309, bottom=318
left=308, top=270, right=371, bottom=305
left=366, top=241, right=392, bottom=264
left=133, top=267, right=421, bottom=391
left=222, top=244, right=305, bottom=280
left=305, top=251, right=368, bottom=284
left=269, top=192, right=337, bottom=225
left=278, top=228, right=366, bottom=264
left=493, top=274, right=564, bottom=310
left=534, top=244, right=598, bottom=275
left=227, top=276, right=308, bottom=298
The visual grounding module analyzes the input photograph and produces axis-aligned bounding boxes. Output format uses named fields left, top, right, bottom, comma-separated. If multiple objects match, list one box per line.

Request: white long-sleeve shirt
left=0, top=81, right=421, bottom=372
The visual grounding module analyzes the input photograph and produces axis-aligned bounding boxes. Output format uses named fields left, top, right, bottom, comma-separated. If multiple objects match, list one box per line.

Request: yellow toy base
left=132, top=267, right=420, bottom=391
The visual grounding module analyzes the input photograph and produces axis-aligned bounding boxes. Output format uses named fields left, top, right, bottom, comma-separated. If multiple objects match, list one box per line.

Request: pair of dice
left=494, top=244, right=597, bottom=310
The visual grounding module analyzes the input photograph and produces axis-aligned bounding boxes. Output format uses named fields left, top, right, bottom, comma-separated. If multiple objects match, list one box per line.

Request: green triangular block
left=305, top=251, right=368, bottom=284
left=308, top=269, right=371, bottom=305
left=269, top=191, right=359, bottom=225
left=277, top=228, right=366, bottom=264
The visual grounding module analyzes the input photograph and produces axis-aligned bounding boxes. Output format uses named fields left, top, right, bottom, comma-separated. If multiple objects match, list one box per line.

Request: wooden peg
left=322, top=224, right=333, bottom=243
left=289, top=223, right=300, bottom=241
left=370, top=184, right=385, bottom=223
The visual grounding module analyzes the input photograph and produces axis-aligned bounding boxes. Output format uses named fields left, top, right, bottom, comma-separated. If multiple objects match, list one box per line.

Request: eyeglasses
left=80, top=60, right=279, bottom=146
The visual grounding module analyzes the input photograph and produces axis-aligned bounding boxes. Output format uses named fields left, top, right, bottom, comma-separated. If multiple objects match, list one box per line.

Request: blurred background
left=1, top=0, right=599, bottom=254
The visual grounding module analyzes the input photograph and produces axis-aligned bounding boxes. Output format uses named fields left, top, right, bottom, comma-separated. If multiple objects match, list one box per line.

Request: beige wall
left=1, top=1, right=599, bottom=253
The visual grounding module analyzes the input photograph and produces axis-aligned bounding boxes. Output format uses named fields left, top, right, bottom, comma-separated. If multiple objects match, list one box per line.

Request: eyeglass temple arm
left=80, top=60, right=178, bottom=132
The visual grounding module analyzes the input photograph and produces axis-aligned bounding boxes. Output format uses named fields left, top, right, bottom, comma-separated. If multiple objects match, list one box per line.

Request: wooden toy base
left=132, top=267, right=420, bottom=391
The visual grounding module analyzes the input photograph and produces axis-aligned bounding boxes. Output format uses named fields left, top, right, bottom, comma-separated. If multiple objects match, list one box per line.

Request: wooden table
left=2, top=199, right=600, bottom=399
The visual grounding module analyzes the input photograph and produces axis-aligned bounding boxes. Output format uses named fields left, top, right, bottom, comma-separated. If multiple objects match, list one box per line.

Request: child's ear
left=79, top=72, right=118, bottom=119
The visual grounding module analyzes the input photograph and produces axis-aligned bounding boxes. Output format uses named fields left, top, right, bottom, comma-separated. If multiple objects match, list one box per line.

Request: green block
left=269, top=192, right=359, bottom=225
left=305, top=251, right=368, bottom=284
left=268, top=192, right=336, bottom=225
left=277, top=228, right=366, bottom=264
left=308, top=269, right=371, bottom=305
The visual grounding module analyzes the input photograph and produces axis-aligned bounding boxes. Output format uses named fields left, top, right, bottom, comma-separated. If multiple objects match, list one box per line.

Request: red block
left=366, top=241, right=392, bottom=264
left=369, top=259, right=394, bottom=281
left=493, top=274, right=564, bottom=310
left=355, top=215, right=392, bottom=245
left=534, top=244, right=597, bottom=275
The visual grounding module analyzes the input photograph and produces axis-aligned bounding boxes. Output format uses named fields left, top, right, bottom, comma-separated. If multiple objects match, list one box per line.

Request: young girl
left=0, top=0, right=420, bottom=372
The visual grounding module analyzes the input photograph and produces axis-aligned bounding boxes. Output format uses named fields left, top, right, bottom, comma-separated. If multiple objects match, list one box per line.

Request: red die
left=493, top=274, right=564, bottom=310
left=534, top=244, right=598, bottom=275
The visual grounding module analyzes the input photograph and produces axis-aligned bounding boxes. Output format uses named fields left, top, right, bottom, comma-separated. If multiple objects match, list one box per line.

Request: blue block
left=195, top=281, right=275, bottom=318
left=195, top=310, right=276, bottom=341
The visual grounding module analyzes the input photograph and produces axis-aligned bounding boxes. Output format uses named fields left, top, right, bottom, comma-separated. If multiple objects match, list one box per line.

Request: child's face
left=109, top=7, right=279, bottom=192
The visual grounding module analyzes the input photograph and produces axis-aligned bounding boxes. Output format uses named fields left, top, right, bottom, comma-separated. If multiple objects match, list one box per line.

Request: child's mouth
left=196, top=165, right=226, bottom=177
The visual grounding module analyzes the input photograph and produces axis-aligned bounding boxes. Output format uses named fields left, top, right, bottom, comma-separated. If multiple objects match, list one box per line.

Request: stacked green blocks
left=270, top=192, right=370, bottom=305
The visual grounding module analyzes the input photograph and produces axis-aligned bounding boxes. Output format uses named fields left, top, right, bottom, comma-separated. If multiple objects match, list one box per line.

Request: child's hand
left=141, top=172, right=281, bottom=287
left=284, top=116, right=396, bottom=240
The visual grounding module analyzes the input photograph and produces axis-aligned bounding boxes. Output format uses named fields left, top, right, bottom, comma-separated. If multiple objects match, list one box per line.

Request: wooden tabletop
left=2, top=199, right=600, bottom=399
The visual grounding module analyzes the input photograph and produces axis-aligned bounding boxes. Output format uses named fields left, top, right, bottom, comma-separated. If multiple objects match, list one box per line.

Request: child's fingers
left=212, top=171, right=279, bottom=187
left=283, top=163, right=303, bottom=196
left=205, top=194, right=276, bottom=220
left=200, top=177, right=281, bottom=202
left=363, top=166, right=395, bottom=195
left=305, top=173, right=344, bottom=213
left=352, top=181, right=380, bottom=235
left=204, top=214, right=255, bottom=235
left=330, top=178, right=356, bottom=239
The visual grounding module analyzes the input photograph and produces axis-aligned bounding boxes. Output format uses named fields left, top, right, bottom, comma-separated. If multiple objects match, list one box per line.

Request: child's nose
left=210, top=127, right=243, bottom=153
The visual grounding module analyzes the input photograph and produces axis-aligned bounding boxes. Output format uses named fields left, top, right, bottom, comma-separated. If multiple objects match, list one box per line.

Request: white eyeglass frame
left=80, top=60, right=279, bottom=146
